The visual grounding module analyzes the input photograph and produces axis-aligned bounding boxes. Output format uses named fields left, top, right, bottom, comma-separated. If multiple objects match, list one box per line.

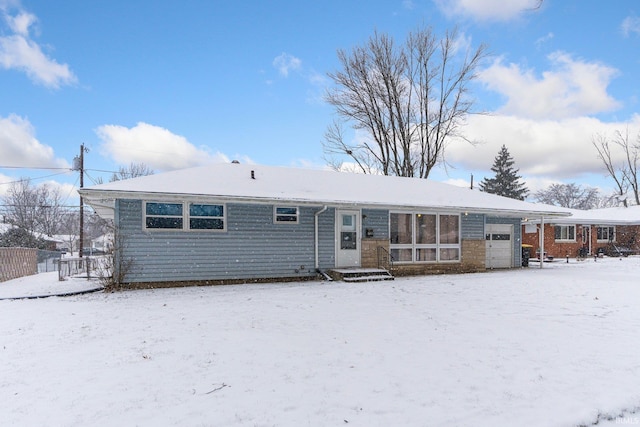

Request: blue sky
left=2, top=0, right=640, bottom=206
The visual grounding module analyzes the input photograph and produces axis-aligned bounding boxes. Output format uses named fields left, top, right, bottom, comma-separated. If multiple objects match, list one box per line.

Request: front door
left=336, top=210, right=360, bottom=267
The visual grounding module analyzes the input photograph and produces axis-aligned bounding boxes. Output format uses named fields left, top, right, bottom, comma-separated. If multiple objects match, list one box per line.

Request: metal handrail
left=377, top=246, right=395, bottom=272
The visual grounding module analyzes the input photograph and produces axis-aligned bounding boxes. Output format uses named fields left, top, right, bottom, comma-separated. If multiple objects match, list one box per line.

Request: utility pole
left=73, top=144, right=88, bottom=258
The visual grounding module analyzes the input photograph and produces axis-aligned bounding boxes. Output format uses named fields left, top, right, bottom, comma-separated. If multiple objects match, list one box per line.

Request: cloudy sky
left=2, top=0, right=640, bottom=204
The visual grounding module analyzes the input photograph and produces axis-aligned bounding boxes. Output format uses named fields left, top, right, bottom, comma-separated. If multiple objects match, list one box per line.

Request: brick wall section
left=522, top=224, right=640, bottom=258
left=361, top=238, right=389, bottom=268
left=361, top=238, right=486, bottom=275
left=0, top=247, right=37, bottom=282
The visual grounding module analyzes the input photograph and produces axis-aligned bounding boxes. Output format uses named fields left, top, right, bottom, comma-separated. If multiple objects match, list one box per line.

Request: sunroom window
left=389, top=212, right=460, bottom=263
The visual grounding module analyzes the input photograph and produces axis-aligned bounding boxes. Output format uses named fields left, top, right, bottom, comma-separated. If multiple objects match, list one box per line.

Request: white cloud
left=0, top=172, right=14, bottom=196
left=0, top=2, right=76, bottom=88
left=621, top=16, right=640, bottom=37
left=479, top=52, right=620, bottom=119
left=535, top=32, right=554, bottom=48
left=96, top=122, right=231, bottom=171
left=273, top=52, right=301, bottom=77
left=0, top=114, right=69, bottom=168
left=434, top=0, right=542, bottom=22
left=447, top=113, right=640, bottom=181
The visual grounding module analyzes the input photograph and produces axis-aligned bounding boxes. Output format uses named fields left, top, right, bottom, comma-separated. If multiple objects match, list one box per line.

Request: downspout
left=314, top=206, right=328, bottom=270
left=539, top=216, right=545, bottom=269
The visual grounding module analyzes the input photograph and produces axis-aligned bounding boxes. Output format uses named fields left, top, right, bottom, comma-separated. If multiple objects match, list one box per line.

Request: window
left=145, top=202, right=183, bottom=229
left=144, top=201, right=225, bottom=231
left=554, top=225, right=575, bottom=242
left=189, top=203, right=224, bottom=230
left=597, top=226, right=615, bottom=242
left=274, top=206, right=299, bottom=223
left=389, top=212, right=460, bottom=263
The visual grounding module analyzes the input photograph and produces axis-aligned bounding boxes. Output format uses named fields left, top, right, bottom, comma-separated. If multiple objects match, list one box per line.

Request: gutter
left=314, top=205, right=328, bottom=270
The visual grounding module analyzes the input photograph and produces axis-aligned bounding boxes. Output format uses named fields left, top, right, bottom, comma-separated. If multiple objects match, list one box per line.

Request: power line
left=0, top=165, right=72, bottom=170
left=0, top=172, right=73, bottom=186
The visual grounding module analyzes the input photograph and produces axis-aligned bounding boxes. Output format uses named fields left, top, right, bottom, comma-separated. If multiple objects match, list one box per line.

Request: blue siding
left=117, top=200, right=335, bottom=283
left=461, top=213, right=485, bottom=239
left=362, top=209, right=389, bottom=239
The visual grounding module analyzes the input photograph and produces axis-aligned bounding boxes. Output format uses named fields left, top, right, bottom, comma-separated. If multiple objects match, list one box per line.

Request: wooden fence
left=0, top=247, right=37, bottom=283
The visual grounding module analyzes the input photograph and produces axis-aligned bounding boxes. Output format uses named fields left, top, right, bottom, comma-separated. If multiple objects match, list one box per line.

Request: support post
left=539, top=216, right=545, bottom=269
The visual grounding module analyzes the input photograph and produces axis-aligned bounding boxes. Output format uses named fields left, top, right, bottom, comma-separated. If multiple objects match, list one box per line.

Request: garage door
left=485, top=224, right=513, bottom=269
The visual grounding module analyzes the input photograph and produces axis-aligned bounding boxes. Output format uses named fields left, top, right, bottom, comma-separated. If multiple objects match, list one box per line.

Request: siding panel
left=118, top=200, right=336, bottom=283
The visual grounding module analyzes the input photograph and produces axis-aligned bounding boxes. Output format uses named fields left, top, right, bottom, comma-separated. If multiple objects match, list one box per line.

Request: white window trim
left=389, top=211, right=461, bottom=264
left=554, top=225, right=576, bottom=242
left=596, top=226, right=616, bottom=243
left=143, top=201, right=226, bottom=232
left=274, top=206, right=299, bottom=224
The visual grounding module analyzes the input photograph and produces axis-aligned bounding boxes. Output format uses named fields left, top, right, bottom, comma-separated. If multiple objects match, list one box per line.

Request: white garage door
left=485, top=224, right=513, bottom=269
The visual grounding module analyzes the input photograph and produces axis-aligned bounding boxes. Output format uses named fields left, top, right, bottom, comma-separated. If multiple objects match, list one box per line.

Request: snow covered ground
left=1, top=257, right=640, bottom=426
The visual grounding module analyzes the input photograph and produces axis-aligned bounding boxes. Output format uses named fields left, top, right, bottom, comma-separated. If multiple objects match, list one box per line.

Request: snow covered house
left=79, top=163, right=570, bottom=286
left=522, top=206, right=640, bottom=259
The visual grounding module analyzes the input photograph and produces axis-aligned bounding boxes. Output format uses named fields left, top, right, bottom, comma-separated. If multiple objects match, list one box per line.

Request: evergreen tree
left=479, top=145, right=529, bottom=200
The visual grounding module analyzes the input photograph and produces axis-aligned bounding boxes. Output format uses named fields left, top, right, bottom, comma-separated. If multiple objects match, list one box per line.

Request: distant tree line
left=0, top=162, right=153, bottom=249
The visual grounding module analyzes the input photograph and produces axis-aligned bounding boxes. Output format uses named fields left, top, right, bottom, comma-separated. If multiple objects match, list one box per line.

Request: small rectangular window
left=597, top=226, right=615, bottom=242
left=554, top=225, right=575, bottom=241
left=189, top=203, right=224, bottom=230
left=145, top=202, right=184, bottom=229
left=275, top=206, right=299, bottom=223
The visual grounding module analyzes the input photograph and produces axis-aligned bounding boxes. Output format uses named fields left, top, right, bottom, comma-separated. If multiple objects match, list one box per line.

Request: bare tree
left=324, top=26, right=488, bottom=178
left=2, top=179, right=64, bottom=235
left=110, top=162, right=154, bottom=182
left=592, top=130, right=640, bottom=206
left=533, top=183, right=602, bottom=209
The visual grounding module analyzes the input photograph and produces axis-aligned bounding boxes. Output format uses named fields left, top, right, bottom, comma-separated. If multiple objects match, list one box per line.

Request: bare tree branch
left=324, top=26, right=488, bottom=179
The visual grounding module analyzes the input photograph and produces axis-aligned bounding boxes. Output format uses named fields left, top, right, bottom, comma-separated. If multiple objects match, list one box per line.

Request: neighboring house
left=53, top=234, right=79, bottom=253
left=522, top=206, right=640, bottom=259
left=91, top=233, right=113, bottom=253
left=79, top=163, right=570, bottom=286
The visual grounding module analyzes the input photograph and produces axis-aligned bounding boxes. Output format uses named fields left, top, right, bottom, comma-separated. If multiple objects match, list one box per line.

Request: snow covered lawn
left=2, top=257, right=640, bottom=426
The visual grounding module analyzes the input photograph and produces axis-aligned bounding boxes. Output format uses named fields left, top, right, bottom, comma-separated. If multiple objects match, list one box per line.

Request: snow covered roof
left=538, top=205, right=640, bottom=225
left=79, top=163, right=571, bottom=220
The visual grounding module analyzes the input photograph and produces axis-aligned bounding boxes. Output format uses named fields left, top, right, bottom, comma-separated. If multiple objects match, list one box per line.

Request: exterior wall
left=616, top=225, right=640, bottom=252
left=521, top=223, right=578, bottom=259
left=115, top=200, right=528, bottom=285
left=116, top=200, right=335, bottom=284
left=361, top=239, right=389, bottom=268
left=360, top=209, right=390, bottom=269
left=521, top=223, right=640, bottom=258
left=0, top=247, right=37, bottom=282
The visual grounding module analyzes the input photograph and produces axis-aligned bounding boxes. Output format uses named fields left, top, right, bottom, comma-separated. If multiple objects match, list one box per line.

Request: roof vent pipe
left=251, top=170, right=255, bottom=179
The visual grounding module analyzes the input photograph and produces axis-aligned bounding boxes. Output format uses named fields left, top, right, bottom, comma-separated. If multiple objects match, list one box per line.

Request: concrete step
left=328, top=268, right=394, bottom=282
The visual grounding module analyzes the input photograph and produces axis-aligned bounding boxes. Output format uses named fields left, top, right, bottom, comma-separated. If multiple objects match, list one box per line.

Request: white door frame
left=335, top=209, right=361, bottom=267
